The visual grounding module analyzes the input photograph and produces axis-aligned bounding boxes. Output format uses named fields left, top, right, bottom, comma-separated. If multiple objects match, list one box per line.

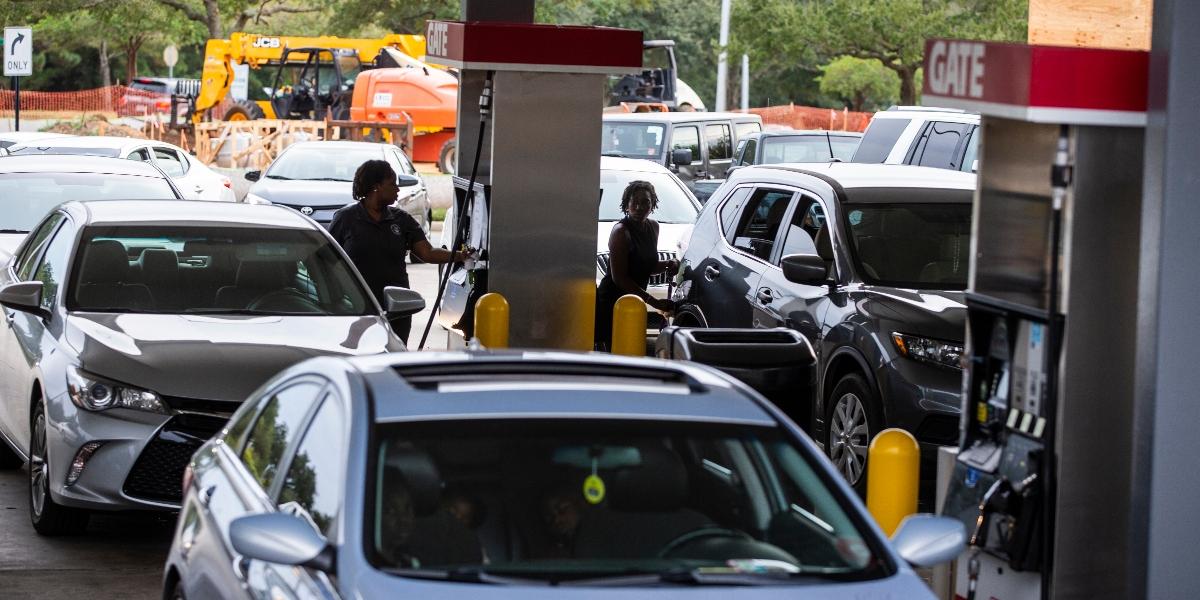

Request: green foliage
left=818, top=56, right=899, bottom=112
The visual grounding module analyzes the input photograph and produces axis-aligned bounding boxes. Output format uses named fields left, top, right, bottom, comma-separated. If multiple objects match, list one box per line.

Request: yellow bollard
left=473, top=292, right=509, bottom=348
left=611, top=294, right=647, bottom=356
left=865, top=428, right=919, bottom=537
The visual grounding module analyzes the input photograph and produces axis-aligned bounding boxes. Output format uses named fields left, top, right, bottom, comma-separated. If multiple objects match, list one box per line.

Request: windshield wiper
left=0, top=228, right=28, bottom=234
left=601, top=151, right=631, bottom=157
left=265, top=174, right=293, bottom=180
left=301, top=177, right=351, bottom=182
left=182, top=308, right=292, bottom=316
left=385, top=566, right=547, bottom=586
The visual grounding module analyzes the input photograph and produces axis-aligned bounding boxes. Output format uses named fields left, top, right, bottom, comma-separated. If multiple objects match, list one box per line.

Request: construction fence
left=747, top=104, right=872, bottom=132
left=0, top=84, right=175, bottom=117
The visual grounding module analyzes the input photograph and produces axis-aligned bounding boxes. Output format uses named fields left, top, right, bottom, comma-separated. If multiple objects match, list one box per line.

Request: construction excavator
left=187, top=32, right=460, bottom=172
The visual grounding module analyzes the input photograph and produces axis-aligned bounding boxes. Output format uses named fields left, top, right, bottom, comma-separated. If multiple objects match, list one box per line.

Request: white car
left=7, top=135, right=235, bottom=202
left=0, top=132, right=73, bottom=156
left=851, top=106, right=980, bottom=172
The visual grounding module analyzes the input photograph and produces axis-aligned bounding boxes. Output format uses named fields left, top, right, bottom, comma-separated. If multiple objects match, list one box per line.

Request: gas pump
left=923, top=40, right=1149, bottom=599
left=421, top=20, right=642, bottom=349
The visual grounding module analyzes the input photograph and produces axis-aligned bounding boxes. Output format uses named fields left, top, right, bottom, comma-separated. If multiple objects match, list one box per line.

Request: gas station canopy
left=922, top=39, right=1149, bottom=126
left=424, top=20, right=643, bottom=74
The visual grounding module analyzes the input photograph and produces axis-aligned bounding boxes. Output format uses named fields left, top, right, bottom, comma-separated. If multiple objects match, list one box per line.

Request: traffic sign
left=4, top=27, right=32, bottom=77
left=162, top=44, right=178, bottom=68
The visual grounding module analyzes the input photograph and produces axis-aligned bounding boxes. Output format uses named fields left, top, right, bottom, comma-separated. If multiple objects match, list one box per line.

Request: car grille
left=123, top=414, right=227, bottom=503
left=596, top=251, right=675, bottom=287
left=160, top=394, right=239, bottom=418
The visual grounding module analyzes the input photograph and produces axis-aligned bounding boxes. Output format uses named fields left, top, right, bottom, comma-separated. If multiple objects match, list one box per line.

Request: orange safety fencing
left=747, top=104, right=872, bottom=132
left=0, top=85, right=174, bottom=117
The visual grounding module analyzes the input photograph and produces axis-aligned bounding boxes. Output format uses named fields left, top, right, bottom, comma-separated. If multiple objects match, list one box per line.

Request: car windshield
left=67, top=225, right=372, bottom=315
left=598, top=169, right=699, bottom=224
left=266, top=146, right=382, bottom=182
left=761, top=135, right=859, bottom=163
left=0, top=173, right=176, bottom=233
left=368, top=419, right=887, bottom=584
left=8, top=146, right=122, bottom=158
left=601, top=122, right=665, bottom=159
left=844, top=201, right=972, bottom=289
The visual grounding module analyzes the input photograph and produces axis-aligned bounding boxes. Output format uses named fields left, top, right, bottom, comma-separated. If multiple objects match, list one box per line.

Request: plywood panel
left=1029, top=0, right=1152, bottom=50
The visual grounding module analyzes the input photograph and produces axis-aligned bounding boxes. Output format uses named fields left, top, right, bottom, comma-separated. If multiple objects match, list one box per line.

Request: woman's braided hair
left=619, top=180, right=659, bottom=215
left=352, top=159, right=395, bottom=202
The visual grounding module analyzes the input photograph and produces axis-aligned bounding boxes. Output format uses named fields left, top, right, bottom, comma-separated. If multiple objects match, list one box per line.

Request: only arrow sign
left=10, top=31, right=24, bottom=54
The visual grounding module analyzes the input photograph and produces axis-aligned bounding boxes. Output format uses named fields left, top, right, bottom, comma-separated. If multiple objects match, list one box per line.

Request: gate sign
left=922, top=39, right=1149, bottom=127
left=424, top=20, right=641, bottom=74
left=4, top=27, right=33, bottom=77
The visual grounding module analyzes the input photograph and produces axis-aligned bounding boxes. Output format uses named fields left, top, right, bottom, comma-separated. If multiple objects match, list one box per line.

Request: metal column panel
left=1051, top=126, right=1143, bottom=599
left=487, top=71, right=604, bottom=349
left=454, top=71, right=491, bottom=183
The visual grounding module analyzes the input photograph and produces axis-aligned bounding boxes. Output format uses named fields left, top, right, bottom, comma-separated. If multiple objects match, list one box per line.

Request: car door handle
left=198, top=484, right=216, bottom=507
left=756, top=288, right=774, bottom=304
left=5, top=310, right=14, bottom=322
left=704, top=265, right=720, bottom=281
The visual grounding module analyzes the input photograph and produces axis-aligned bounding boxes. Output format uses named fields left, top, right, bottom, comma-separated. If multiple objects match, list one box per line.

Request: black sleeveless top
left=595, top=217, right=658, bottom=347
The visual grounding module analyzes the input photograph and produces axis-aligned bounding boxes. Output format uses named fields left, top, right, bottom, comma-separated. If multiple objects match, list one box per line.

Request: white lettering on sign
left=4, top=26, right=34, bottom=77
left=373, top=92, right=393, bottom=107
left=928, top=40, right=985, bottom=99
left=427, top=21, right=449, bottom=57
left=251, top=36, right=281, bottom=49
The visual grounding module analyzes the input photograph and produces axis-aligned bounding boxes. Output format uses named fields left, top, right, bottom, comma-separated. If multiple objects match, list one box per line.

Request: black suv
left=672, top=163, right=974, bottom=492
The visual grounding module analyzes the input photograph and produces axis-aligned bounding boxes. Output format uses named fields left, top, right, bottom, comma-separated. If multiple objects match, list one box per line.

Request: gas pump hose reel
left=418, top=71, right=494, bottom=349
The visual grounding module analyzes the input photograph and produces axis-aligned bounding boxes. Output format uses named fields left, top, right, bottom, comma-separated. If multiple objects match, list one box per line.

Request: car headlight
left=891, top=333, right=963, bottom=370
left=66, top=366, right=167, bottom=413
left=244, top=193, right=272, bottom=205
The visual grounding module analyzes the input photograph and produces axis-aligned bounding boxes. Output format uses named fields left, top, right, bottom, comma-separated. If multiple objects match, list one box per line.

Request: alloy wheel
left=829, top=391, right=870, bottom=485
left=30, top=412, right=48, bottom=518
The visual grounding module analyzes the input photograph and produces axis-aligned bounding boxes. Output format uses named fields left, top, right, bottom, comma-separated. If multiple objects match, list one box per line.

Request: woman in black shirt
left=594, top=180, right=678, bottom=351
left=330, top=160, right=468, bottom=344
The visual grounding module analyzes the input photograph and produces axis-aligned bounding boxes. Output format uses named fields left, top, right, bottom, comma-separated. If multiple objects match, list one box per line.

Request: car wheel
left=222, top=100, right=265, bottom=121
left=437, top=139, right=456, bottom=174
left=825, top=373, right=881, bottom=494
left=0, top=438, right=22, bottom=469
left=29, top=401, right=89, bottom=535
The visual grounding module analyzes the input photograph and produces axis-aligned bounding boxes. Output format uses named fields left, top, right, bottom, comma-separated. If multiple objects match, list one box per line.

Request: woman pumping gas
left=594, top=180, right=679, bottom=351
left=330, top=159, right=473, bottom=345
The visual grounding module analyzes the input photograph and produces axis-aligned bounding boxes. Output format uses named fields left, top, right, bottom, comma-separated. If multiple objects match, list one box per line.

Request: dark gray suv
left=672, top=163, right=974, bottom=493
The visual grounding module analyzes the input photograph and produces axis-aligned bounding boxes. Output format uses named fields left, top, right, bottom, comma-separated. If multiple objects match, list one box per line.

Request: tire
left=29, top=401, right=89, bottom=535
left=437, top=139, right=456, bottom=174
left=825, top=373, right=882, bottom=494
left=222, top=99, right=265, bottom=121
left=0, top=438, right=22, bottom=470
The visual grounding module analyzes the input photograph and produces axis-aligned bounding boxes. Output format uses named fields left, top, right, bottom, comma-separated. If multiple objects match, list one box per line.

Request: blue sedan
left=164, top=351, right=962, bottom=598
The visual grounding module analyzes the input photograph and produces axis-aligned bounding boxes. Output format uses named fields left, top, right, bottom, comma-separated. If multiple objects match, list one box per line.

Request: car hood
left=596, top=222, right=692, bottom=256
left=250, top=179, right=353, bottom=209
left=0, top=232, right=26, bottom=257
left=64, top=313, right=400, bottom=402
left=859, top=286, right=966, bottom=342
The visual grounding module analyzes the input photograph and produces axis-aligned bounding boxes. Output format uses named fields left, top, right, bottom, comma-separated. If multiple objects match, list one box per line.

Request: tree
left=152, top=0, right=321, bottom=39
left=737, top=0, right=1025, bottom=105
left=817, top=56, right=899, bottom=111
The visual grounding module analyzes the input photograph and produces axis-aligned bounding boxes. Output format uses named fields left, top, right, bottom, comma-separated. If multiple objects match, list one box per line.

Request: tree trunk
left=205, top=0, right=222, bottom=38
left=99, top=40, right=111, bottom=88
left=125, top=36, right=144, bottom=86
left=897, top=66, right=917, bottom=105
left=853, top=90, right=865, bottom=112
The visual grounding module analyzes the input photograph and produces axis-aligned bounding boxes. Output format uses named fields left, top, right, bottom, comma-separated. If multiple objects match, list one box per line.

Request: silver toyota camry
left=0, top=200, right=423, bottom=535
left=164, top=351, right=963, bottom=599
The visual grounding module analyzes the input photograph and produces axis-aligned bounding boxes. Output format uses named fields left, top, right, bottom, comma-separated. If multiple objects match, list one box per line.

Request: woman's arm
left=411, top=239, right=471, bottom=264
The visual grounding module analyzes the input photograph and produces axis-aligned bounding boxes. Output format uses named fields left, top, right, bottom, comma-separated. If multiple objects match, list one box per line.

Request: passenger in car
left=594, top=180, right=679, bottom=350
left=538, top=483, right=586, bottom=558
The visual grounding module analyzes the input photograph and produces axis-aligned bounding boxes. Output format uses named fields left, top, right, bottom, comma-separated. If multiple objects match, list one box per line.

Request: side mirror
left=397, top=174, right=419, bottom=188
left=244, top=170, right=261, bottom=182
left=671, top=148, right=693, bottom=166
left=970, top=159, right=979, bottom=173
left=890, top=514, right=966, bottom=568
left=0, top=281, right=47, bottom=317
left=726, top=164, right=743, bottom=174
left=780, top=253, right=827, bottom=285
left=229, top=513, right=334, bottom=572
left=383, top=286, right=426, bottom=318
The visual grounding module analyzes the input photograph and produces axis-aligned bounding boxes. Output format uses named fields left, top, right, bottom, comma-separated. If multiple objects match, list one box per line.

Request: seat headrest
left=235, top=260, right=288, bottom=289
left=138, top=248, right=178, bottom=277
left=814, top=226, right=833, bottom=261
left=608, top=446, right=688, bottom=512
left=79, top=240, right=129, bottom=284
left=384, top=446, right=443, bottom=516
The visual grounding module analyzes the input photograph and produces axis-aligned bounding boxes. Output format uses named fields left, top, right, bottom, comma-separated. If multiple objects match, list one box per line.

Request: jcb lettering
left=928, top=41, right=985, bottom=99
left=251, top=37, right=281, bottom=49
left=427, top=22, right=449, bottom=57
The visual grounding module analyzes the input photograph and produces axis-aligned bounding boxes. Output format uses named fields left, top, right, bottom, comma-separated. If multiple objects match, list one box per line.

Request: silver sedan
left=0, top=200, right=422, bottom=534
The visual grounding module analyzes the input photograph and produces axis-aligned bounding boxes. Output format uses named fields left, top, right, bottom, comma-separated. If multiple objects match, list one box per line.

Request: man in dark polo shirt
left=331, top=159, right=468, bottom=344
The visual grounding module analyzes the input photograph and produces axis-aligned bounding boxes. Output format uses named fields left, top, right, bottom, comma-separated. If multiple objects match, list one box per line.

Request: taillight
left=223, top=178, right=232, bottom=188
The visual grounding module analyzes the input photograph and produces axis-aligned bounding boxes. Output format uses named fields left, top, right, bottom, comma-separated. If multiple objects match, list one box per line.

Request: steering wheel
left=656, top=526, right=752, bottom=559
left=247, top=289, right=323, bottom=313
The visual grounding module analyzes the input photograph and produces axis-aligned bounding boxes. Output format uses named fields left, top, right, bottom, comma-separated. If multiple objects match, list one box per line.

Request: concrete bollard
left=473, top=292, right=509, bottom=348
left=611, top=294, right=647, bottom=356
left=866, top=428, right=920, bottom=537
